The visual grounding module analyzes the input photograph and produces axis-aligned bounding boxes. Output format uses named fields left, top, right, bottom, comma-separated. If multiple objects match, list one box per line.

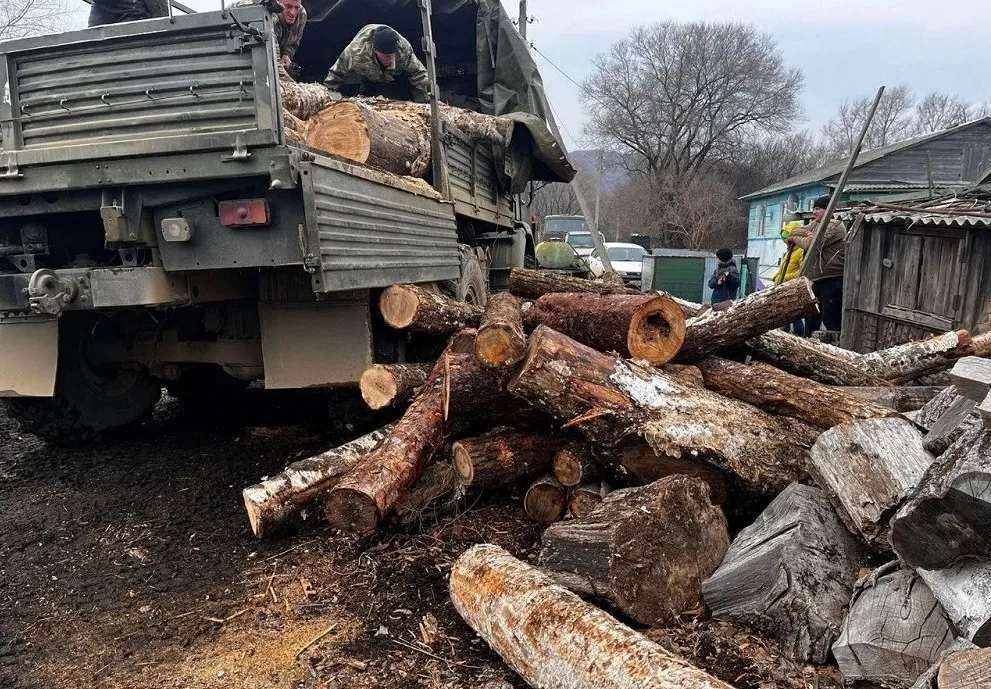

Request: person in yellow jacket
left=773, top=212, right=806, bottom=335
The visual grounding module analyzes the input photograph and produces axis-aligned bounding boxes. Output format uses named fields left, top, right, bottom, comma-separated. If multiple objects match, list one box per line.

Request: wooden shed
left=841, top=190, right=991, bottom=352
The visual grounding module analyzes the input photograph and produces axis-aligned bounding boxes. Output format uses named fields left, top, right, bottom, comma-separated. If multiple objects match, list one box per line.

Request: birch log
left=449, top=544, right=735, bottom=689
left=748, top=329, right=891, bottom=387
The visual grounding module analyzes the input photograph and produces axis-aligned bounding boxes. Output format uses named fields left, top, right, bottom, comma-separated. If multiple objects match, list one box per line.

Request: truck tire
left=166, top=365, right=249, bottom=410
left=4, top=319, right=161, bottom=445
left=443, top=246, right=488, bottom=306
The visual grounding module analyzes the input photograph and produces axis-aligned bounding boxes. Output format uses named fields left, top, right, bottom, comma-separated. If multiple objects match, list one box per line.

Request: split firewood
left=606, top=441, right=727, bottom=505
left=748, top=329, right=891, bottom=387
left=810, top=418, right=934, bottom=552
left=567, top=481, right=611, bottom=518
left=507, top=267, right=635, bottom=300
left=522, top=292, right=686, bottom=366
left=449, top=544, right=735, bottom=689
left=475, top=292, right=527, bottom=368
left=916, top=386, right=965, bottom=430
left=508, top=325, right=816, bottom=499
left=392, top=461, right=464, bottom=527
left=675, top=278, right=819, bottom=362
left=524, top=475, right=567, bottom=523
left=450, top=429, right=564, bottom=489
left=324, top=331, right=507, bottom=535
left=552, top=442, right=600, bottom=488
left=379, top=284, right=483, bottom=335
left=857, top=331, right=991, bottom=385
left=918, top=556, right=991, bottom=647
left=948, top=356, right=991, bottom=402
left=837, top=386, right=944, bottom=413
left=359, top=363, right=432, bottom=411
left=890, top=423, right=991, bottom=570
left=242, top=424, right=393, bottom=538
left=833, top=564, right=954, bottom=687
left=540, top=476, right=729, bottom=625
left=702, top=483, right=869, bottom=663
left=937, top=646, right=991, bottom=689
left=698, top=357, right=900, bottom=430
left=909, top=639, right=979, bottom=689
left=922, top=395, right=979, bottom=455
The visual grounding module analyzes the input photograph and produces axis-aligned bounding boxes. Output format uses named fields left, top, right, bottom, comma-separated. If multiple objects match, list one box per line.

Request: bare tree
left=582, top=21, right=803, bottom=182
left=723, top=131, right=831, bottom=197
left=0, top=0, right=71, bottom=40
left=822, top=85, right=916, bottom=156
left=913, top=92, right=973, bottom=134
left=530, top=182, right=580, bottom=219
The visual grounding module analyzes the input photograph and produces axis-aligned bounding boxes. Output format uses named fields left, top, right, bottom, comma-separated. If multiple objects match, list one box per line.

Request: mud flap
left=0, top=319, right=58, bottom=397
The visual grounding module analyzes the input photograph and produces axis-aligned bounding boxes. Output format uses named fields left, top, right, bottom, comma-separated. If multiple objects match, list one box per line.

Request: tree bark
left=910, top=640, right=979, bottom=689
left=937, top=647, right=991, bottom=689
left=370, top=100, right=515, bottom=149
left=323, top=332, right=507, bottom=535
left=508, top=325, right=816, bottom=499
left=660, top=364, right=705, bottom=388
left=702, top=483, right=870, bottom=663
left=242, top=425, right=392, bottom=538
left=283, top=109, right=306, bottom=143
left=449, top=544, right=735, bottom=689
left=280, top=79, right=337, bottom=120
left=450, top=429, right=563, bottom=488
left=541, top=476, right=728, bottom=626
left=606, top=440, right=727, bottom=505
left=836, top=386, right=944, bottom=413
left=748, top=329, right=891, bottom=387
left=524, top=475, right=568, bottom=523
left=916, top=386, right=964, bottom=431
left=522, top=293, right=686, bottom=365
left=359, top=363, right=432, bottom=411
left=810, top=418, right=934, bottom=552
left=922, top=395, right=979, bottom=455
left=552, top=442, right=601, bottom=488
left=857, top=332, right=991, bottom=385
left=508, top=267, right=635, bottom=300
left=475, top=292, right=527, bottom=368
left=568, top=481, right=611, bottom=518
left=890, top=424, right=991, bottom=570
left=392, top=460, right=464, bottom=527
left=918, top=557, right=991, bottom=647
left=698, top=357, right=900, bottom=430
left=304, top=100, right=431, bottom=177
left=833, top=564, right=954, bottom=687
left=675, top=278, right=819, bottom=362
left=379, top=284, right=483, bottom=335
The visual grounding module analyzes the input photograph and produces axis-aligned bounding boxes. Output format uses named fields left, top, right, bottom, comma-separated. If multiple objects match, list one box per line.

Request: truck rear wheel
left=443, top=246, right=488, bottom=306
left=3, top=318, right=162, bottom=445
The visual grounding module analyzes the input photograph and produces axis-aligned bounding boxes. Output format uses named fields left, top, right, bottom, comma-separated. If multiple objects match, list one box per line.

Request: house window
left=756, top=205, right=765, bottom=237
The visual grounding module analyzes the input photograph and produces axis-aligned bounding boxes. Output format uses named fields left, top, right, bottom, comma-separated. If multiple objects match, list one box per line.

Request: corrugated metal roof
left=841, top=182, right=933, bottom=192
left=859, top=211, right=991, bottom=228
left=844, top=185, right=991, bottom=228
left=741, top=118, right=991, bottom=201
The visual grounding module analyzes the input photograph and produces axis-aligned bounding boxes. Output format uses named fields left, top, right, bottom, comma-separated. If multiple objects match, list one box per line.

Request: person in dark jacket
left=787, top=195, right=846, bottom=335
left=708, top=248, right=740, bottom=305
left=88, top=0, right=168, bottom=26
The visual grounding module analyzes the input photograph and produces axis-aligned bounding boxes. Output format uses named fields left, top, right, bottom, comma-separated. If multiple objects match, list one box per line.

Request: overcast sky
left=67, top=0, right=991, bottom=152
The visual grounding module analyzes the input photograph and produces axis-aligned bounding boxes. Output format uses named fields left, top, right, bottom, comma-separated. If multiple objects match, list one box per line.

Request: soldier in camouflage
left=324, top=25, right=431, bottom=103
left=231, top=0, right=308, bottom=70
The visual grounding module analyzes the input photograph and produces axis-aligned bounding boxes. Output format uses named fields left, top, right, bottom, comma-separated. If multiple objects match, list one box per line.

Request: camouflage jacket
left=323, top=24, right=430, bottom=101
left=231, top=0, right=307, bottom=61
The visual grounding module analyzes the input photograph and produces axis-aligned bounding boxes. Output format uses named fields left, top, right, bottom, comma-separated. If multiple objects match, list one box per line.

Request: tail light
left=219, top=199, right=270, bottom=227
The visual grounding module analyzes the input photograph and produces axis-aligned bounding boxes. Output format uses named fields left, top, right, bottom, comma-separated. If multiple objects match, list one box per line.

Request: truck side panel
left=301, top=156, right=460, bottom=292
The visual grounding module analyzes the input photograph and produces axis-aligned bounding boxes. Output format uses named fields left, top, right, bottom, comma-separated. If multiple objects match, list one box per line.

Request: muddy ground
left=0, top=389, right=847, bottom=689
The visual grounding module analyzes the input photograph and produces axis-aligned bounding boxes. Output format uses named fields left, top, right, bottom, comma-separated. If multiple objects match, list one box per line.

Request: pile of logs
left=242, top=267, right=991, bottom=689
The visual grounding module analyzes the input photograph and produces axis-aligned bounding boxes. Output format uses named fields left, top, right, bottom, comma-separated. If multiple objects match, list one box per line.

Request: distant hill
left=567, top=149, right=630, bottom=192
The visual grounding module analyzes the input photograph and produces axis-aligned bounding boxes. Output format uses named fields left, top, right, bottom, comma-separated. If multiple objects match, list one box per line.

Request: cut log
left=509, top=325, right=816, bottom=499
left=698, top=357, right=900, bottom=430
left=857, top=331, right=991, bottom=385
left=508, top=267, right=634, bottom=300
left=833, top=564, right=954, bottom=687
left=948, top=356, right=991, bottom=402
left=837, top=386, right=944, bottom=413
left=524, top=475, right=567, bottom=523
left=392, top=461, right=464, bottom=527
left=937, top=647, right=991, bottom=689
left=809, top=418, right=934, bottom=552
left=608, top=440, right=727, bottom=505
left=749, top=329, right=891, bottom=387
left=660, top=364, right=705, bottom=388
left=370, top=100, right=515, bottom=149
left=359, top=363, right=432, bottom=411
left=379, top=284, right=483, bottom=335
left=324, top=331, right=507, bottom=535
left=916, top=386, right=965, bottom=430
left=918, top=556, right=991, bottom=647
left=475, top=292, right=526, bottom=368
left=701, top=483, right=870, bottom=663
left=910, top=639, right=979, bottom=689
left=449, top=544, right=735, bottom=689
left=283, top=109, right=306, bottom=144
left=922, top=395, right=979, bottom=455
left=540, top=476, right=730, bottom=625
left=304, top=100, right=431, bottom=177
left=522, top=293, right=687, bottom=365
left=980, top=393, right=991, bottom=428
left=568, top=481, right=611, bottom=518
left=890, top=424, right=991, bottom=570
left=280, top=79, right=338, bottom=120
left=450, top=429, right=563, bottom=489
left=675, top=278, right=820, bottom=362
left=552, top=442, right=600, bottom=488
left=242, top=424, right=392, bottom=538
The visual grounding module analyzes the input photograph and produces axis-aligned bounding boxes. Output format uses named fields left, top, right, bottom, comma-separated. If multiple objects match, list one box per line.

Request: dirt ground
left=0, top=390, right=848, bottom=689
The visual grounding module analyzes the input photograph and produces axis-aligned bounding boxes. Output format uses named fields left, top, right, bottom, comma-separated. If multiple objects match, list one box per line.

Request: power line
left=546, top=97, right=579, bottom=150
left=530, top=44, right=587, bottom=94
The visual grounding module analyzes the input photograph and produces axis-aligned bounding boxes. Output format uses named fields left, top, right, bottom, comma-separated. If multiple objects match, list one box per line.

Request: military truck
left=0, top=0, right=574, bottom=441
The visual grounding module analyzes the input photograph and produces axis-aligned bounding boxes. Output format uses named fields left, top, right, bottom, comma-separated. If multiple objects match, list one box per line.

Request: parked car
left=588, top=243, right=649, bottom=285
left=564, top=231, right=606, bottom=257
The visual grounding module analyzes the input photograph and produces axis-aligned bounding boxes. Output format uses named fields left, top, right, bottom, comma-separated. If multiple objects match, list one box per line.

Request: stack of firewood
left=242, top=267, right=991, bottom=689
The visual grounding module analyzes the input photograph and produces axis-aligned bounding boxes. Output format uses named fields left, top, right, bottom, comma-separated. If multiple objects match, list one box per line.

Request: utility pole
left=594, top=149, right=604, bottom=237
left=518, top=0, right=527, bottom=40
